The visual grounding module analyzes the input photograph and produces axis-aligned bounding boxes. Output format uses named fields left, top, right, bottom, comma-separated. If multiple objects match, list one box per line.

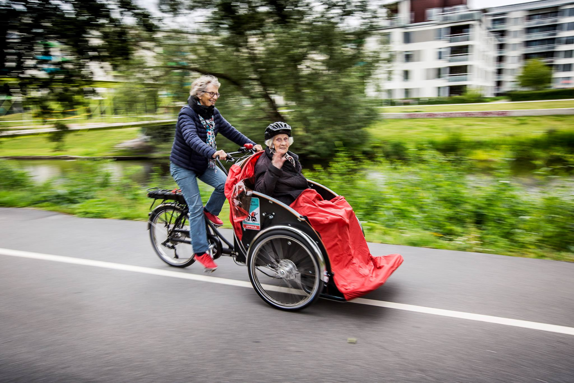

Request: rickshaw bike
left=147, top=144, right=358, bottom=311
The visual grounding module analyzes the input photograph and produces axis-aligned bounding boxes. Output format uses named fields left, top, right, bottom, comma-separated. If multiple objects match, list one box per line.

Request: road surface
left=0, top=208, right=573, bottom=382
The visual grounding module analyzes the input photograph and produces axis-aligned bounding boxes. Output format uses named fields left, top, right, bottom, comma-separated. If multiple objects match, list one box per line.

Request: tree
left=517, top=59, right=552, bottom=91
left=0, top=0, right=156, bottom=113
left=148, top=0, right=387, bottom=162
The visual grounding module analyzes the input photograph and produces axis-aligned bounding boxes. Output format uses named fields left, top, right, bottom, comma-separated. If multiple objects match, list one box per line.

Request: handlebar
left=214, top=145, right=258, bottom=175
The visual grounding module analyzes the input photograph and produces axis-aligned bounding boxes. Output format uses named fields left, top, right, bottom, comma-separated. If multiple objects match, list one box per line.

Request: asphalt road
left=1, top=207, right=573, bottom=383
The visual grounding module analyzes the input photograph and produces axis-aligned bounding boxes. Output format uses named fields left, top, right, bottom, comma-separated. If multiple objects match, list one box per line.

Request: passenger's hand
left=272, top=151, right=287, bottom=169
left=253, top=144, right=263, bottom=152
left=212, top=150, right=227, bottom=160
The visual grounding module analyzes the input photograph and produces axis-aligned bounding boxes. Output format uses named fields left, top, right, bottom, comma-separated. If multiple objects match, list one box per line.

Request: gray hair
left=189, top=75, right=220, bottom=97
left=265, top=136, right=294, bottom=148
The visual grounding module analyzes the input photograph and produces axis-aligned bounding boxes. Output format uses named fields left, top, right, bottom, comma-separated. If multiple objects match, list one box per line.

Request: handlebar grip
left=244, top=143, right=254, bottom=150
left=226, top=154, right=233, bottom=161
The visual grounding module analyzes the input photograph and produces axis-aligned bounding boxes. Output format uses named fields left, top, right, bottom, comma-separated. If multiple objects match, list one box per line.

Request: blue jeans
left=170, top=162, right=227, bottom=254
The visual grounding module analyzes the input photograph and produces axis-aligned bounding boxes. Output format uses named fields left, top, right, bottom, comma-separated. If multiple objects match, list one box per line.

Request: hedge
left=507, top=89, right=574, bottom=101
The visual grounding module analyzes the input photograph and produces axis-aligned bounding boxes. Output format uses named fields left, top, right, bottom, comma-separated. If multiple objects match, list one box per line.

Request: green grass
left=0, top=128, right=142, bottom=157
left=368, top=115, right=574, bottom=143
left=380, top=99, right=574, bottom=113
left=0, top=113, right=173, bottom=128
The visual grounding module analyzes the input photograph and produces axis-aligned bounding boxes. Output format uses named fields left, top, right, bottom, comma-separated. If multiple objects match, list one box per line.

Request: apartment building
left=375, top=0, right=497, bottom=99
left=485, top=0, right=574, bottom=94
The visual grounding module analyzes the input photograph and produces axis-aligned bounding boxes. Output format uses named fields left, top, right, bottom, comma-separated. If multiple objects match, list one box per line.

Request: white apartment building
left=375, top=0, right=497, bottom=99
left=486, top=0, right=574, bottom=94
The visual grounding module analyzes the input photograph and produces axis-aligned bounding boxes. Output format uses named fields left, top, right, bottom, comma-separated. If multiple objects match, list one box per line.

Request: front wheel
left=247, top=229, right=323, bottom=311
left=149, top=204, right=195, bottom=268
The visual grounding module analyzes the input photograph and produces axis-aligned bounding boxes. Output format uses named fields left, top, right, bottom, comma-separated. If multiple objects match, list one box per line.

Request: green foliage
left=1, top=0, right=156, bottom=114
left=0, top=160, right=33, bottom=189
left=517, top=59, right=552, bottom=91
left=304, top=149, right=574, bottom=260
left=507, top=88, right=574, bottom=101
left=47, top=121, right=70, bottom=151
left=145, top=0, right=386, bottom=162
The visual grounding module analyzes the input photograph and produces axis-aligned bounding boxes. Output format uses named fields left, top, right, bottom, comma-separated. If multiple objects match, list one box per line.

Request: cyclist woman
left=170, top=75, right=262, bottom=271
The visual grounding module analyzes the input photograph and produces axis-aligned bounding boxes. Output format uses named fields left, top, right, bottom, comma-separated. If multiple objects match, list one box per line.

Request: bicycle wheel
left=247, top=229, right=323, bottom=311
left=149, top=204, right=195, bottom=268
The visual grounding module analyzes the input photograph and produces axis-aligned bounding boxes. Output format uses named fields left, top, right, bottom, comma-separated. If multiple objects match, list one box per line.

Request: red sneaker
left=195, top=253, right=218, bottom=272
left=204, top=210, right=223, bottom=226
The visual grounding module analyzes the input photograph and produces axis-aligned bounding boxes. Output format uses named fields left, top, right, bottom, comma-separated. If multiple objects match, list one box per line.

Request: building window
left=404, top=89, right=411, bottom=98
left=404, top=32, right=411, bottom=44
left=403, top=70, right=410, bottom=81
left=437, top=48, right=443, bottom=60
left=511, top=30, right=520, bottom=39
left=559, top=36, right=574, bottom=45
left=556, top=64, right=573, bottom=72
left=404, top=51, right=413, bottom=63
left=562, top=22, right=574, bottom=31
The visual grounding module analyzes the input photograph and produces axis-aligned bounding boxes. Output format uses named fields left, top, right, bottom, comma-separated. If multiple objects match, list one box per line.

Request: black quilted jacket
left=254, top=148, right=309, bottom=205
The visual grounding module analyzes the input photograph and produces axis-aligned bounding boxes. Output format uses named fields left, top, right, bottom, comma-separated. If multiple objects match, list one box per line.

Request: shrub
left=507, top=88, right=574, bottom=101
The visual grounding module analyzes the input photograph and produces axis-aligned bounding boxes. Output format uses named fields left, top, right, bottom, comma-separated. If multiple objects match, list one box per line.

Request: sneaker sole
left=204, top=268, right=217, bottom=273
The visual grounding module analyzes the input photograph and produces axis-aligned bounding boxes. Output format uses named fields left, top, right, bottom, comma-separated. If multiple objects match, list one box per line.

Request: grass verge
left=0, top=128, right=142, bottom=157
left=379, top=99, right=574, bottom=113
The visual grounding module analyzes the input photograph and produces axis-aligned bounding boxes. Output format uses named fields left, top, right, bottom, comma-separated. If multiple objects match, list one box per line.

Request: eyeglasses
left=203, top=91, right=220, bottom=98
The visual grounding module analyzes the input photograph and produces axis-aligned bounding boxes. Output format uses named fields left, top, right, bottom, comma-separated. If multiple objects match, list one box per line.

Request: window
left=511, top=30, right=520, bottom=39
left=404, top=31, right=411, bottom=44
left=403, top=70, right=410, bottom=81
left=512, top=17, right=522, bottom=26
left=438, top=48, right=443, bottom=60
left=562, top=22, right=574, bottom=31
left=566, top=50, right=574, bottom=58
left=404, top=89, right=410, bottom=98
left=560, top=36, right=574, bottom=45
left=556, top=64, right=573, bottom=72
left=404, top=51, right=413, bottom=63
left=560, top=8, right=574, bottom=17
left=435, top=28, right=444, bottom=41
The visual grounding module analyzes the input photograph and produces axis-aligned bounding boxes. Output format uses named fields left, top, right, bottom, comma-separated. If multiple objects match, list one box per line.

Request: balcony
left=524, top=44, right=556, bottom=53
left=491, top=23, right=507, bottom=30
left=436, top=11, right=482, bottom=23
left=448, top=74, right=469, bottom=82
left=497, top=49, right=505, bottom=55
left=525, top=17, right=558, bottom=27
left=524, top=31, right=557, bottom=40
left=447, top=33, right=471, bottom=43
left=448, top=54, right=470, bottom=62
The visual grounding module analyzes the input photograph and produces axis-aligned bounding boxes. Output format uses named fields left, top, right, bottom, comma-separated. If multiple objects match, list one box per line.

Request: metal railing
left=448, top=54, right=470, bottom=62
left=524, top=31, right=557, bottom=40
left=524, top=44, right=556, bottom=53
left=525, top=17, right=558, bottom=26
left=436, top=11, right=482, bottom=23
left=448, top=74, right=469, bottom=82
left=491, top=23, right=507, bottom=30
left=447, top=33, right=471, bottom=43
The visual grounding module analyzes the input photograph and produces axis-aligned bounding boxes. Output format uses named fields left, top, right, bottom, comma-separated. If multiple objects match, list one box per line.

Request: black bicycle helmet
left=264, top=121, right=292, bottom=140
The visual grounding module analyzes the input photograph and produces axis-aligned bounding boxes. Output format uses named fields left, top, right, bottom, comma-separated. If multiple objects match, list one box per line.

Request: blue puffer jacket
left=170, top=105, right=256, bottom=175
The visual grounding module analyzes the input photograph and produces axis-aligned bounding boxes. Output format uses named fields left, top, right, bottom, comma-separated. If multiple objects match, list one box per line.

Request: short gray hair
left=190, top=75, right=220, bottom=97
left=265, top=136, right=294, bottom=148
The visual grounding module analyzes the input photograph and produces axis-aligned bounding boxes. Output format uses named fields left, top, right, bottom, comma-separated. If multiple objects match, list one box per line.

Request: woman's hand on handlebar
left=253, top=144, right=263, bottom=152
left=212, top=150, right=227, bottom=160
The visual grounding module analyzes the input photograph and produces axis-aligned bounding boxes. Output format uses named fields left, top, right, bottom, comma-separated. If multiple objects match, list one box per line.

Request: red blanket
left=290, top=190, right=403, bottom=300
left=224, top=153, right=403, bottom=300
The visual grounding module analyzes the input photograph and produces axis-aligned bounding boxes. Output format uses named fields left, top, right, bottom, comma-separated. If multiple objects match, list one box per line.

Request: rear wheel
left=247, top=229, right=323, bottom=311
left=149, top=204, right=195, bottom=268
